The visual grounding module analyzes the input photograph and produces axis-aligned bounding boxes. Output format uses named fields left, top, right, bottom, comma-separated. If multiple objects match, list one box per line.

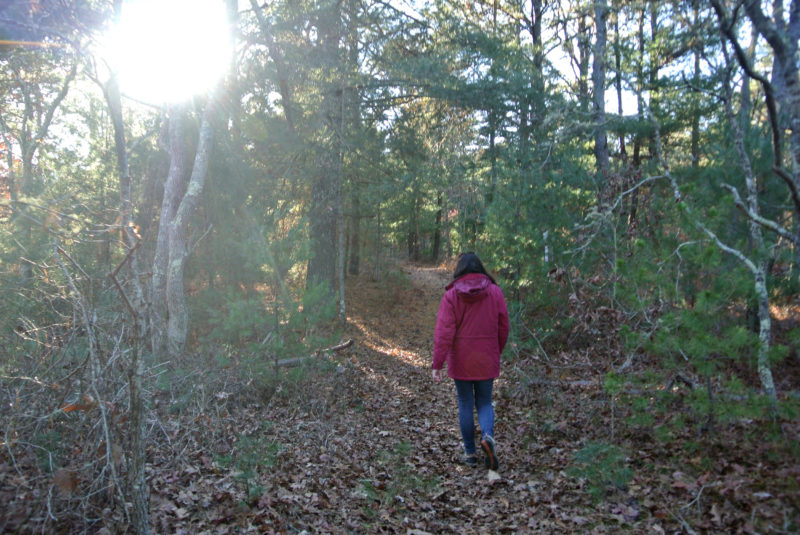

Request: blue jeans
left=454, top=379, right=494, bottom=455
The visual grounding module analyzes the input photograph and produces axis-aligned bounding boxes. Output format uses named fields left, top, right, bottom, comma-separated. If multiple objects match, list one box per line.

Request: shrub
left=567, top=441, right=633, bottom=501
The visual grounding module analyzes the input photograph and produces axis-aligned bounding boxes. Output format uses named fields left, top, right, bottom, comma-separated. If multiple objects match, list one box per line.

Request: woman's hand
left=432, top=369, right=442, bottom=382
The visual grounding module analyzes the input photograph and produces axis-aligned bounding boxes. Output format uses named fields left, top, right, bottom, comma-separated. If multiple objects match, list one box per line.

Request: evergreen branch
left=371, top=0, right=428, bottom=26
left=699, top=223, right=758, bottom=275
left=608, top=174, right=668, bottom=214
left=719, top=183, right=797, bottom=244
left=647, top=109, right=758, bottom=276
left=249, top=0, right=296, bottom=134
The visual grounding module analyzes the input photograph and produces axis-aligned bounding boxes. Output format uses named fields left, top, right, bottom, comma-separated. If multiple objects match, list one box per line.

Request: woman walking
left=432, top=252, right=509, bottom=469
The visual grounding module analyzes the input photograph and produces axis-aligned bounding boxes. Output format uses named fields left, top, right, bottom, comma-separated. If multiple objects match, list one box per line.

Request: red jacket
left=433, top=273, right=509, bottom=380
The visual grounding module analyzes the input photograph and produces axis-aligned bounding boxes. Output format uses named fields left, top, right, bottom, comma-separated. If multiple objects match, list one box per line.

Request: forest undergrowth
left=2, top=263, right=799, bottom=534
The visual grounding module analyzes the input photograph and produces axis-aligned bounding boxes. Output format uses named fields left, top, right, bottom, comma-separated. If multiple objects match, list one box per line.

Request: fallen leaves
left=2, top=263, right=799, bottom=534
left=53, top=468, right=78, bottom=495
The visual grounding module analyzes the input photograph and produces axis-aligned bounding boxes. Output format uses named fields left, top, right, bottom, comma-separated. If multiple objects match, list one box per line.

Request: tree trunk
left=754, top=266, right=777, bottom=402
left=647, top=2, right=660, bottom=160
left=336, top=87, right=346, bottom=324
left=613, top=5, right=626, bottom=161
left=103, top=74, right=149, bottom=337
left=348, top=192, right=360, bottom=276
left=103, top=72, right=151, bottom=535
left=165, top=110, right=214, bottom=358
left=307, top=149, right=339, bottom=292
left=592, top=0, right=610, bottom=177
left=432, top=192, right=443, bottom=263
left=628, top=4, right=647, bottom=227
left=741, top=0, right=800, bottom=281
left=488, top=109, right=498, bottom=204
left=374, top=207, right=382, bottom=282
left=722, top=52, right=778, bottom=402
left=407, top=185, right=421, bottom=261
left=307, top=4, right=342, bottom=299
left=127, top=333, right=149, bottom=535
left=690, top=0, right=701, bottom=168
left=151, top=105, right=188, bottom=356
left=576, top=14, right=591, bottom=114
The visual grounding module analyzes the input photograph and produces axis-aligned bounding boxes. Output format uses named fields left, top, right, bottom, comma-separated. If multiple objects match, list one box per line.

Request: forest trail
left=251, top=263, right=797, bottom=534
left=318, top=262, right=550, bottom=533
left=173, top=262, right=568, bottom=534
left=228, top=263, right=591, bottom=534
left=138, top=263, right=797, bottom=534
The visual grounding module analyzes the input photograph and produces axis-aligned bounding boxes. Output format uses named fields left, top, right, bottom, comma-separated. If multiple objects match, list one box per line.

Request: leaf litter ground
left=2, top=263, right=798, bottom=533
left=152, top=264, right=797, bottom=534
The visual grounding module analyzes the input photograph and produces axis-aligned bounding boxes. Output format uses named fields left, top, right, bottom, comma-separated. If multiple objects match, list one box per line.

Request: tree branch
left=275, top=338, right=354, bottom=367
left=720, top=183, right=797, bottom=243
left=709, top=0, right=791, bottom=204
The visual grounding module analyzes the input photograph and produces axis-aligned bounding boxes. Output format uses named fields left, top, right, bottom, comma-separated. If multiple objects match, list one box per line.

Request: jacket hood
left=446, top=273, right=492, bottom=302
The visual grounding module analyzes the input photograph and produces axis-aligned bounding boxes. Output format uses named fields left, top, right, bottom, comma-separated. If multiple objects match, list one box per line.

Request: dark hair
left=453, top=252, right=496, bottom=284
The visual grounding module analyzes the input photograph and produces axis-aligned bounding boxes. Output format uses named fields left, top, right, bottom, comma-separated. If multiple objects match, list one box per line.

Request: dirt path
left=220, top=261, right=612, bottom=534
left=246, top=263, right=798, bottom=534
left=140, top=262, right=663, bottom=534
left=142, top=263, right=559, bottom=535
left=277, top=263, right=566, bottom=533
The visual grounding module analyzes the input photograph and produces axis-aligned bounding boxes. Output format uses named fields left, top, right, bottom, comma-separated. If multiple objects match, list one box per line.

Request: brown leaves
left=53, top=468, right=78, bottom=494
left=5, top=263, right=798, bottom=534
left=60, top=393, right=97, bottom=413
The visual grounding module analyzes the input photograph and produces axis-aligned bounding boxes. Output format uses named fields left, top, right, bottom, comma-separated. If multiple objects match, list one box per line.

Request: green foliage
left=603, top=372, right=623, bottom=396
left=567, top=442, right=634, bottom=501
left=215, top=431, right=282, bottom=504
left=359, top=440, right=439, bottom=517
left=32, top=430, right=62, bottom=473
left=198, top=290, right=273, bottom=347
left=648, top=293, right=758, bottom=370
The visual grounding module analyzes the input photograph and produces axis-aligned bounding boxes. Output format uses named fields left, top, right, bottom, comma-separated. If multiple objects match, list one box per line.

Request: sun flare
left=106, top=0, right=232, bottom=105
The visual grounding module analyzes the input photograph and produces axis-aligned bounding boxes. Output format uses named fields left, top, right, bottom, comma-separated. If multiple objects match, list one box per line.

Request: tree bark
left=348, top=192, right=360, bottom=276
left=612, top=5, right=626, bottom=161
left=337, top=92, right=346, bottom=324
left=690, top=0, right=701, bottom=168
left=111, top=250, right=149, bottom=535
left=721, top=50, right=778, bottom=402
left=432, top=192, right=443, bottom=263
left=592, top=0, right=610, bottom=177
left=306, top=3, right=342, bottom=299
left=374, top=207, right=382, bottom=282
left=741, top=0, right=800, bottom=279
left=103, top=74, right=149, bottom=338
left=647, top=2, right=660, bottom=161
left=308, top=147, right=339, bottom=293
left=408, top=187, right=421, bottom=261
left=165, top=110, right=215, bottom=358
left=151, top=105, right=187, bottom=356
